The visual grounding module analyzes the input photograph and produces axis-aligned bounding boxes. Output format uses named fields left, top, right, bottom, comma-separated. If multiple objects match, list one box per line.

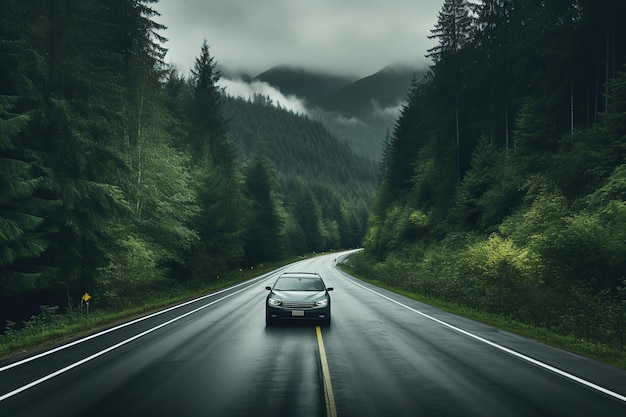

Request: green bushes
left=96, top=235, right=167, bottom=308
left=357, top=182, right=626, bottom=353
left=376, top=233, right=547, bottom=323
left=0, top=305, right=102, bottom=358
left=357, top=3, right=626, bottom=366
left=458, top=235, right=544, bottom=318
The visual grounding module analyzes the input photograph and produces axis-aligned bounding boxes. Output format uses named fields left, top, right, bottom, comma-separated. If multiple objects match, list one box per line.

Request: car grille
left=283, top=302, right=316, bottom=309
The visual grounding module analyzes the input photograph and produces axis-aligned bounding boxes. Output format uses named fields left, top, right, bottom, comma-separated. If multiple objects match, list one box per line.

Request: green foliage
left=364, top=204, right=431, bottom=260
left=587, top=165, right=626, bottom=207
left=449, top=137, right=499, bottom=231
left=377, top=78, right=429, bottom=212
left=385, top=232, right=545, bottom=321
left=499, top=181, right=569, bottom=248
left=0, top=1, right=376, bottom=331
left=224, top=95, right=376, bottom=254
left=243, top=151, right=284, bottom=264
left=0, top=102, right=45, bottom=268
left=96, top=235, right=166, bottom=307
left=458, top=235, right=544, bottom=318
left=364, top=0, right=626, bottom=355
left=0, top=39, right=57, bottom=296
left=190, top=160, right=245, bottom=276
left=291, top=189, right=324, bottom=253
left=427, top=0, right=473, bottom=62
left=188, top=40, right=232, bottom=169
left=134, top=133, right=200, bottom=270
left=224, top=95, right=377, bottom=187
left=283, top=213, right=308, bottom=256
left=604, top=69, right=626, bottom=140
left=514, top=95, right=561, bottom=161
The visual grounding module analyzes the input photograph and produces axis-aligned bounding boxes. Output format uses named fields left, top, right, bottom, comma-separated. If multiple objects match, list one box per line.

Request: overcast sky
left=155, top=0, right=442, bottom=78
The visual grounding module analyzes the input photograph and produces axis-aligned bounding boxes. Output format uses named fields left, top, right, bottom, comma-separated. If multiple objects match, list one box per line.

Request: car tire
left=323, top=314, right=331, bottom=327
left=265, top=310, right=272, bottom=326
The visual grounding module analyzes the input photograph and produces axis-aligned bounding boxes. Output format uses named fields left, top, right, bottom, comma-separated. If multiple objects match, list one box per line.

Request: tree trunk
left=455, top=94, right=460, bottom=184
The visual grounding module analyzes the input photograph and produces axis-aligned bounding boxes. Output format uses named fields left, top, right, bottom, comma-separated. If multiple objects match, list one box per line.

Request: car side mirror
left=265, top=286, right=272, bottom=290
left=326, top=287, right=334, bottom=291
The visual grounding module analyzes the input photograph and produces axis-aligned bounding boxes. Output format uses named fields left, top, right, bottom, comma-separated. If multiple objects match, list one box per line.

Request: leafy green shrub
left=363, top=205, right=432, bottom=261
left=457, top=234, right=545, bottom=320
left=96, top=235, right=166, bottom=308
left=474, top=159, right=525, bottom=233
left=563, top=286, right=626, bottom=351
left=414, top=233, right=469, bottom=302
left=587, top=166, right=626, bottom=207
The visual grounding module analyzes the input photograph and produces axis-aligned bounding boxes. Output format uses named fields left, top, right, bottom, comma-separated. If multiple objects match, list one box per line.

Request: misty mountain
left=253, top=65, right=358, bottom=102
left=251, top=64, right=427, bottom=161
left=311, top=64, right=425, bottom=118
left=312, top=64, right=426, bottom=161
left=223, top=94, right=378, bottom=187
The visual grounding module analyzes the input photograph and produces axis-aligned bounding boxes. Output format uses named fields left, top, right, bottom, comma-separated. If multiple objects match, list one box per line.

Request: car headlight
left=268, top=297, right=282, bottom=306
left=315, top=299, right=328, bottom=308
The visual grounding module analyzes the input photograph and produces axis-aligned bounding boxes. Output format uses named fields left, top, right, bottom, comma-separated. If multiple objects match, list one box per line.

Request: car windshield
left=274, top=276, right=325, bottom=291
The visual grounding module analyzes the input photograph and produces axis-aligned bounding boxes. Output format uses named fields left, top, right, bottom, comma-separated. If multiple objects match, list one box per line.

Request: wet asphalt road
left=1, top=250, right=625, bottom=416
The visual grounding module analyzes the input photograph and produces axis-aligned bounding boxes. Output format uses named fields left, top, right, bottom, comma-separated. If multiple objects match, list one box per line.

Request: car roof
left=280, top=271, right=321, bottom=278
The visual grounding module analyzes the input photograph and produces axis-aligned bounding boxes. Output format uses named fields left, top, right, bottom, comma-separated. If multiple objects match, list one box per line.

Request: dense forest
left=223, top=95, right=376, bottom=259
left=356, top=0, right=626, bottom=353
left=3, top=0, right=626, bottom=360
left=0, top=0, right=376, bottom=325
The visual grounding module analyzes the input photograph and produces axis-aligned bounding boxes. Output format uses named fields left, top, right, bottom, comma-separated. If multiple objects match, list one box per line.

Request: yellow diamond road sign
left=82, top=293, right=91, bottom=302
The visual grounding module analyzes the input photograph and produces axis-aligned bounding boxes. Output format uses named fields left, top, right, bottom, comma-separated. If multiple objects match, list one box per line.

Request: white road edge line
left=1, top=273, right=273, bottom=373
left=0, top=272, right=281, bottom=402
left=337, top=270, right=626, bottom=404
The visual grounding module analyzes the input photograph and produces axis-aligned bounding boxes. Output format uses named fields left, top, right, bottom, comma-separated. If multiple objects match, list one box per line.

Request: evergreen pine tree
left=189, top=40, right=234, bottom=169
left=187, top=40, right=245, bottom=277
left=427, top=0, right=473, bottom=62
left=292, top=188, right=324, bottom=253
left=0, top=97, right=50, bottom=291
left=376, top=77, right=427, bottom=214
left=243, top=149, right=284, bottom=264
left=428, top=0, right=474, bottom=184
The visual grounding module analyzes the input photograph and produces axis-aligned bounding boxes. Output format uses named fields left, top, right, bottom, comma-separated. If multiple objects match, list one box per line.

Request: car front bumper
left=266, top=305, right=330, bottom=321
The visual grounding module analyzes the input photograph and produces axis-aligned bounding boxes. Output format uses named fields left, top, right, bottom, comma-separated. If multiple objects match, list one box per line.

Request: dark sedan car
left=265, top=272, right=333, bottom=326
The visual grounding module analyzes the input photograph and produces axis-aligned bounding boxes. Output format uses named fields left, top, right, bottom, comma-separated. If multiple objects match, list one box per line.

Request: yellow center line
left=316, top=325, right=337, bottom=417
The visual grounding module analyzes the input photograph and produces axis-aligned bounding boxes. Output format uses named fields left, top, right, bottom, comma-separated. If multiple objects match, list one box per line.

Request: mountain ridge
left=252, top=63, right=426, bottom=113
left=310, top=64, right=425, bottom=118
left=246, top=63, right=429, bottom=161
left=253, top=65, right=358, bottom=102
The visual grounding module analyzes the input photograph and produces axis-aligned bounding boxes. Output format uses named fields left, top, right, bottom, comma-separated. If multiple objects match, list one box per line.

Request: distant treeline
left=358, top=0, right=626, bottom=351
left=0, top=1, right=376, bottom=324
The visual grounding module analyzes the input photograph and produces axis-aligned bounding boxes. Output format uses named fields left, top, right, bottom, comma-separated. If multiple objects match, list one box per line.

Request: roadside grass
left=0, top=259, right=299, bottom=361
left=340, top=264, right=626, bottom=370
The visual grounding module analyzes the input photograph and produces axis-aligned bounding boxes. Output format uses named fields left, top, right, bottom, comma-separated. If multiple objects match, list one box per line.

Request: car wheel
left=323, top=314, right=331, bottom=327
left=265, top=310, right=272, bottom=326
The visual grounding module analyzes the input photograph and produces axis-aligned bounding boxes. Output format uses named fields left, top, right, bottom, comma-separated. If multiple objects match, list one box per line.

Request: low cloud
left=371, top=100, right=404, bottom=119
left=219, top=78, right=308, bottom=115
left=308, top=107, right=365, bottom=126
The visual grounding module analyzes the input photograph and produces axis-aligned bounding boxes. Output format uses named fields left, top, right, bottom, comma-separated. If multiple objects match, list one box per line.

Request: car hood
left=271, top=290, right=326, bottom=302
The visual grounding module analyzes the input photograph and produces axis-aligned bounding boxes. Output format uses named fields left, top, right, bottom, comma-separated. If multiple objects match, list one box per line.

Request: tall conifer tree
left=428, top=0, right=474, bottom=184
left=243, top=150, right=284, bottom=264
left=188, top=40, right=244, bottom=276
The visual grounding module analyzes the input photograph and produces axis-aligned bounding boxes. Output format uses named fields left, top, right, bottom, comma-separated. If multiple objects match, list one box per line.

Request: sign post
left=81, top=292, right=92, bottom=314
